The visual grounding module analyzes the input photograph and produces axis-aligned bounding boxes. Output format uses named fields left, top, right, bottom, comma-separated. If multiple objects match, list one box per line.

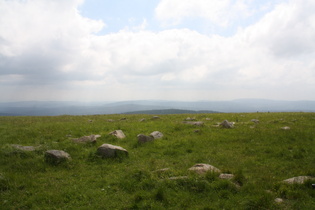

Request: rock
left=11, top=144, right=37, bottom=151
left=220, top=120, right=234, bottom=128
left=281, top=126, right=290, bottom=130
left=185, top=117, right=195, bottom=121
left=109, top=130, right=126, bottom=139
left=150, top=131, right=163, bottom=139
left=188, top=163, right=221, bottom=174
left=151, top=116, right=160, bottom=120
left=274, top=198, right=284, bottom=203
left=205, top=118, right=212, bottom=121
left=137, top=134, right=154, bottom=143
left=107, top=119, right=115, bottom=122
left=139, top=118, right=146, bottom=122
left=219, top=173, right=235, bottom=180
left=120, top=117, right=127, bottom=121
left=282, top=176, right=315, bottom=184
left=154, top=168, right=170, bottom=173
left=73, top=134, right=101, bottom=143
left=169, top=176, right=188, bottom=180
left=183, top=121, right=204, bottom=126
left=45, top=150, right=71, bottom=164
left=251, top=119, right=259, bottom=124
left=96, top=144, right=128, bottom=158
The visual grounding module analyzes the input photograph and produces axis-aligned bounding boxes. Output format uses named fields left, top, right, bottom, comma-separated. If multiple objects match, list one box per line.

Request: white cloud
left=0, top=0, right=315, bottom=101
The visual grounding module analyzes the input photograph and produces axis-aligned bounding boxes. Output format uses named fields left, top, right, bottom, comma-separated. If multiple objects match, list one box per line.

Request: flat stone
left=11, top=144, right=37, bottom=151
left=281, top=126, right=290, bottom=130
left=96, top=144, right=128, bottom=158
left=45, top=150, right=71, bottom=164
left=282, top=176, right=315, bottom=184
left=219, top=174, right=235, bottom=180
left=150, top=131, right=163, bottom=139
left=137, top=134, right=154, bottom=143
left=73, top=134, right=101, bottom=143
left=109, top=130, right=126, bottom=139
left=188, top=163, right=221, bottom=174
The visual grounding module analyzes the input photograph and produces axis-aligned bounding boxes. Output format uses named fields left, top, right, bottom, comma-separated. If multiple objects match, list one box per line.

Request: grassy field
left=1, top=112, right=315, bottom=209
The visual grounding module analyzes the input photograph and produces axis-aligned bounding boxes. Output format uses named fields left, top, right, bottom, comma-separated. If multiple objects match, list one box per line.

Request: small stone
left=150, top=131, right=163, bottom=139
left=275, top=198, right=283, bottom=203
left=282, top=176, right=315, bottom=184
left=151, top=116, right=160, bottom=120
left=73, top=134, right=101, bottom=143
left=45, top=150, right=71, bottom=164
left=120, top=118, right=127, bottom=121
left=137, top=134, right=154, bottom=143
left=219, top=173, right=235, bottom=180
left=139, top=118, right=146, bottom=122
left=281, top=126, right=290, bottom=130
left=169, top=176, right=188, bottom=180
left=96, top=144, right=128, bottom=158
left=251, top=119, right=260, bottom=124
left=205, top=118, right=212, bottom=121
left=220, top=120, right=234, bottom=128
left=183, top=121, right=204, bottom=126
left=109, top=130, right=126, bottom=139
left=188, top=163, right=221, bottom=174
left=11, top=144, right=37, bottom=151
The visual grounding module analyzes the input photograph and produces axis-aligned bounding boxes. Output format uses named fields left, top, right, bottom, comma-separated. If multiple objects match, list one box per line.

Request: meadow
left=0, top=112, right=315, bottom=209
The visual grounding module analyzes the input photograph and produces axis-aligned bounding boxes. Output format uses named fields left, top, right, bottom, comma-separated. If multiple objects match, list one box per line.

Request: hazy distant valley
left=0, top=99, right=314, bottom=116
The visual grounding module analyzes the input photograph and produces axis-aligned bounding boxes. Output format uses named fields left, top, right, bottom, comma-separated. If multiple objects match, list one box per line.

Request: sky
left=1, top=0, right=315, bottom=102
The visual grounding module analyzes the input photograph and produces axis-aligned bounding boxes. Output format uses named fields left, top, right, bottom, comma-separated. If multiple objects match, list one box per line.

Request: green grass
left=0, top=112, right=315, bottom=209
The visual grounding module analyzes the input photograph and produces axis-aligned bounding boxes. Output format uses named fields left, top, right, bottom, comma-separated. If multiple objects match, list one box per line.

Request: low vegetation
left=1, top=112, right=315, bottom=209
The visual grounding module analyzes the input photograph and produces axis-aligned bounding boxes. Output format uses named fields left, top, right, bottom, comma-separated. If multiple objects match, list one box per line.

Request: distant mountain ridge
left=0, top=99, right=314, bottom=116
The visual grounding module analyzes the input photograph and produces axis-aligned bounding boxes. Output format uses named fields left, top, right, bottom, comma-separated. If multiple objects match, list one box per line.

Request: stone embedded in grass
left=120, top=117, right=127, bottom=121
left=188, top=163, right=221, bottom=174
left=11, top=144, right=37, bottom=151
left=150, top=131, right=163, bottom=139
left=137, top=134, right=154, bottom=143
left=281, top=126, right=290, bottom=130
left=139, top=118, right=146, bottom=122
left=282, top=176, right=315, bottom=184
left=251, top=119, right=260, bottom=124
left=72, top=134, right=101, bottom=143
left=151, top=116, right=160, bottom=120
left=220, top=120, right=234, bottom=128
left=185, top=117, right=196, bottom=121
left=96, top=144, right=128, bottom=158
left=45, top=150, right=71, bottom=165
left=109, top=130, right=126, bottom=139
left=274, top=198, right=284, bottom=203
left=183, top=121, right=204, bottom=126
left=219, top=173, right=235, bottom=180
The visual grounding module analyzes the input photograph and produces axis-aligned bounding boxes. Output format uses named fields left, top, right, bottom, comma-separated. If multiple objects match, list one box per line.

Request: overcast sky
left=1, top=0, right=315, bottom=102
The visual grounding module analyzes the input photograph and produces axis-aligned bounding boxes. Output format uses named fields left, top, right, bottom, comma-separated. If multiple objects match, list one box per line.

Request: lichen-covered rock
left=45, top=150, right=71, bottom=164
left=282, top=176, right=315, bottom=184
left=188, top=163, right=221, bottom=174
left=96, top=144, right=128, bottom=158
left=109, top=130, right=126, bottom=139
left=220, top=120, right=234, bottom=128
left=137, top=134, right=154, bottom=143
left=150, top=131, right=163, bottom=139
left=73, top=134, right=101, bottom=143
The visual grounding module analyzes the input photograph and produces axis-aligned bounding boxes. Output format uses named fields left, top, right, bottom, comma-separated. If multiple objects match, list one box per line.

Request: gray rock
left=219, top=173, right=235, bottom=180
left=151, top=116, right=160, bottom=120
left=73, top=134, right=101, bottom=143
left=139, top=118, right=146, bottom=122
left=282, top=176, right=315, bottom=184
left=11, top=144, right=37, bottom=151
left=220, top=120, right=234, bottom=128
left=96, top=144, right=128, bottom=158
left=251, top=119, right=260, bottom=124
left=137, top=134, right=154, bottom=143
left=169, top=176, right=188, bottom=180
left=109, top=130, right=126, bottom=139
left=275, top=198, right=284, bottom=203
left=188, top=163, right=221, bottom=174
left=183, top=121, right=204, bottom=126
left=281, top=126, right=290, bottom=130
left=150, top=131, right=163, bottom=139
left=185, top=117, right=196, bottom=121
left=45, top=150, right=71, bottom=164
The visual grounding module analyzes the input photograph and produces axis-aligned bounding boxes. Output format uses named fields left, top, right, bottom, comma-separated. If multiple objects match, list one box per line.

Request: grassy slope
left=0, top=112, right=315, bottom=209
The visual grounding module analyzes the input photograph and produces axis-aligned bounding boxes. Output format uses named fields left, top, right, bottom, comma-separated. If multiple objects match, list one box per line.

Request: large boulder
left=109, top=130, right=126, bottom=139
left=220, top=120, right=234, bottom=128
left=137, top=134, right=154, bottom=143
left=45, top=150, right=71, bottom=164
left=150, top=131, right=163, bottom=139
left=96, top=144, right=128, bottom=158
left=188, top=163, right=221, bottom=174
left=73, top=134, right=101, bottom=143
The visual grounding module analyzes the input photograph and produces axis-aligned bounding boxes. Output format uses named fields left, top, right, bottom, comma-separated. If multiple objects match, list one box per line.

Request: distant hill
left=0, top=99, right=314, bottom=116
left=122, top=109, right=219, bottom=115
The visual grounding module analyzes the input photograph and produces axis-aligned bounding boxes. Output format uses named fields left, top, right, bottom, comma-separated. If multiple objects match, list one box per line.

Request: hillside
left=0, top=112, right=314, bottom=209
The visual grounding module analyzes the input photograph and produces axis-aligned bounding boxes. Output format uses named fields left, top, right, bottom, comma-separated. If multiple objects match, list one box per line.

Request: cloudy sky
left=1, top=0, right=315, bottom=102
